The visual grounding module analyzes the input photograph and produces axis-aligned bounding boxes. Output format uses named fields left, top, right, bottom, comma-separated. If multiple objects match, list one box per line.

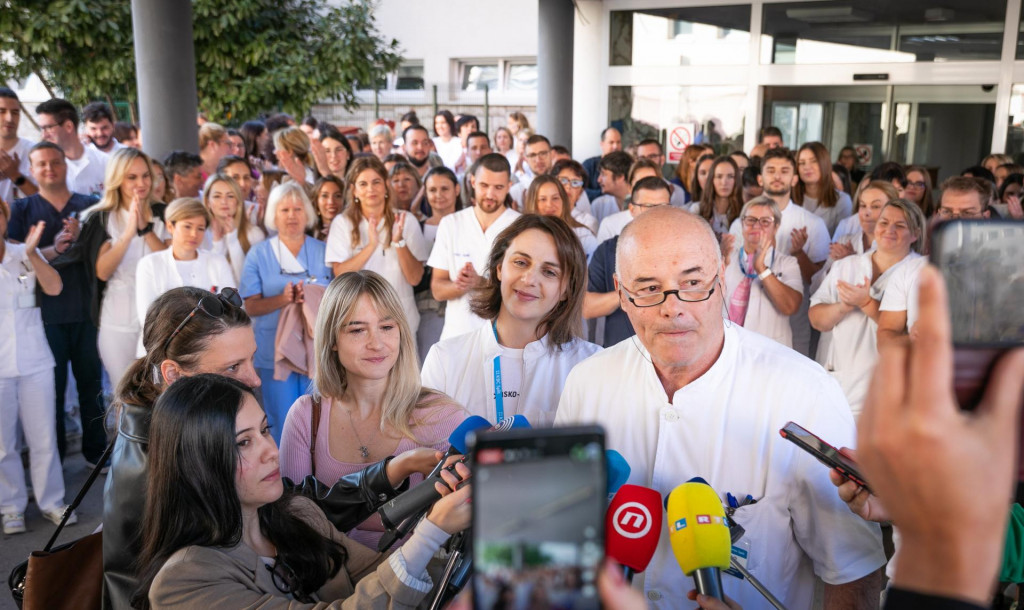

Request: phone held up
left=779, top=421, right=871, bottom=493
left=470, top=425, right=606, bottom=610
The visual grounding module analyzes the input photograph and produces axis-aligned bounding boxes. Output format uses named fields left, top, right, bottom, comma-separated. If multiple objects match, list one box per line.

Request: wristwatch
left=13, top=175, right=26, bottom=187
left=395, top=239, right=407, bottom=249
left=757, top=268, right=772, bottom=281
left=137, top=223, right=153, bottom=236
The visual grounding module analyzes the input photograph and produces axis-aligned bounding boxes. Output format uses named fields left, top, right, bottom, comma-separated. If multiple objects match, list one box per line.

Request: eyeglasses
left=630, top=200, right=668, bottom=210
left=162, top=288, right=243, bottom=352
left=741, top=216, right=776, bottom=228
left=936, top=207, right=984, bottom=219
left=558, top=177, right=584, bottom=189
left=620, top=274, right=718, bottom=307
left=38, top=122, right=63, bottom=133
left=267, top=557, right=302, bottom=598
left=906, top=181, right=927, bottom=190
left=525, top=150, right=551, bottom=160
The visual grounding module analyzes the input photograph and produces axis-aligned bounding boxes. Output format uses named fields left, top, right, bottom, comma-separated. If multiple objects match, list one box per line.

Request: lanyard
left=491, top=322, right=504, bottom=423
left=739, top=247, right=774, bottom=279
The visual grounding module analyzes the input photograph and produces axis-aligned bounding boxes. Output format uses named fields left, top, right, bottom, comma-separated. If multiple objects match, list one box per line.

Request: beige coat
left=148, top=496, right=430, bottom=609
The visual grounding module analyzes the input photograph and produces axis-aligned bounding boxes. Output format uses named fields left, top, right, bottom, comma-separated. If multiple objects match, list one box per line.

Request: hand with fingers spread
left=1007, top=194, right=1023, bottom=220
left=856, top=265, right=1024, bottom=606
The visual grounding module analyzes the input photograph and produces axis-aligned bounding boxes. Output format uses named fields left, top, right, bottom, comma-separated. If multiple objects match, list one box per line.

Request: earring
left=354, top=197, right=360, bottom=205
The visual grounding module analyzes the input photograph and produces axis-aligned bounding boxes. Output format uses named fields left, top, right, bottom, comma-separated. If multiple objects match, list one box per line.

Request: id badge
left=725, top=538, right=751, bottom=580
left=17, top=293, right=36, bottom=309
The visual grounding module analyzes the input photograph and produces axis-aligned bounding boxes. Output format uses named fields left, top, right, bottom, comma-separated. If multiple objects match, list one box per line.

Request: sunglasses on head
left=162, top=288, right=243, bottom=352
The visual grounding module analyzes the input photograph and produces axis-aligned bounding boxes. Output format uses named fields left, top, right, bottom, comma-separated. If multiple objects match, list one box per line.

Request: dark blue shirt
left=8, top=193, right=99, bottom=325
left=587, top=235, right=635, bottom=347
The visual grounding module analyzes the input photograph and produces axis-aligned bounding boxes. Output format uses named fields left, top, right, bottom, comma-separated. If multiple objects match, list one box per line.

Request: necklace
left=345, top=408, right=372, bottom=460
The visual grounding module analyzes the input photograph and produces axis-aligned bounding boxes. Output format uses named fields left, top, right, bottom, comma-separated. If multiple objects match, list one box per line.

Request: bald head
left=616, top=206, right=721, bottom=281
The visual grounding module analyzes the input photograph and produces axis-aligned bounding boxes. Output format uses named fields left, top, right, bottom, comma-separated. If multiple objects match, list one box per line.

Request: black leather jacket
left=101, top=402, right=408, bottom=610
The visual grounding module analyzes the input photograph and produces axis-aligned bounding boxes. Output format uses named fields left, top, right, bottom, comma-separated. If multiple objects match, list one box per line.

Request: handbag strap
left=309, top=395, right=322, bottom=479
left=43, top=435, right=116, bottom=552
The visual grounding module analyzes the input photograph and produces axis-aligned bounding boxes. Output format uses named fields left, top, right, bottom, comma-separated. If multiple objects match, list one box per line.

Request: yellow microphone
left=666, top=481, right=732, bottom=601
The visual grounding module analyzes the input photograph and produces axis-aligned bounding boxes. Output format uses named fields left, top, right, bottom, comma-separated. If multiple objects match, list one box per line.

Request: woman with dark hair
left=689, top=153, right=715, bottom=204
left=831, top=163, right=852, bottom=196
left=903, top=165, right=936, bottom=218
left=523, top=174, right=597, bottom=257
left=315, top=125, right=354, bottom=182
left=794, top=142, right=853, bottom=236
left=997, top=172, right=1024, bottom=219
left=432, top=110, right=461, bottom=169
left=389, top=161, right=423, bottom=214
left=416, top=167, right=462, bottom=359
left=103, top=286, right=437, bottom=609
left=673, top=144, right=711, bottom=200
left=421, top=215, right=601, bottom=426
left=311, top=176, right=345, bottom=241
left=134, top=374, right=471, bottom=609
left=239, top=120, right=268, bottom=171
left=696, top=156, right=743, bottom=238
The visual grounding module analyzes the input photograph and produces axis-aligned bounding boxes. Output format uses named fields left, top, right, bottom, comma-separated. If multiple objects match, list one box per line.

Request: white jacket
left=135, top=248, right=236, bottom=331
left=421, top=324, right=601, bottom=427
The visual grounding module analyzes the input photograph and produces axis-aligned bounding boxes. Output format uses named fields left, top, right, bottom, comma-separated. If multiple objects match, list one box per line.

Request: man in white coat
left=556, top=206, right=884, bottom=610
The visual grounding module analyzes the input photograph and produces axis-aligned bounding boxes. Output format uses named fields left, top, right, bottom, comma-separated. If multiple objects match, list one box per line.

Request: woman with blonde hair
left=794, top=142, right=853, bottom=236
left=274, top=126, right=317, bottom=184
left=507, top=111, right=530, bottom=135
left=85, top=147, right=168, bottom=385
left=279, top=271, right=466, bottom=549
left=203, top=172, right=265, bottom=284
left=325, top=156, right=428, bottom=338
left=241, top=181, right=334, bottom=441
left=523, top=174, right=597, bottom=257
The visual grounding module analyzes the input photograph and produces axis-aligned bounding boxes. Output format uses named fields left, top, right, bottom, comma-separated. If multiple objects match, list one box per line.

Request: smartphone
left=471, top=426, right=605, bottom=610
left=930, top=219, right=1024, bottom=409
left=779, top=422, right=871, bottom=493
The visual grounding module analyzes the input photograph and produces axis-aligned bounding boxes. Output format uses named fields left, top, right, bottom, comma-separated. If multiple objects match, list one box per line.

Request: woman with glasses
left=135, top=198, right=235, bottom=335
left=810, top=199, right=925, bottom=418
left=550, top=159, right=599, bottom=233
left=724, top=197, right=803, bottom=349
left=135, top=374, right=471, bottom=609
left=326, top=157, right=428, bottom=343
left=279, top=271, right=467, bottom=549
left=315, top=125, right=353, bottom=183
left=903, top=166, right=936, bottom=218
left=0, top=200, right=70, bottom=535
left=203, top=172, right=265, bottom=285
left=241, top=181, right=333, bottom=441
left=794, top=142, right=853, bottom=237
left=523, top=175, right=597, bottom=257
left=87, top=148, right=168, bottom=386
left=422, top=215, right=600, bottom=426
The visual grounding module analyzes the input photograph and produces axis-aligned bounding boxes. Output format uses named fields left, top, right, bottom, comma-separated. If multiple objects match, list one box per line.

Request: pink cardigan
left=279, top=394, right=467, bottom=549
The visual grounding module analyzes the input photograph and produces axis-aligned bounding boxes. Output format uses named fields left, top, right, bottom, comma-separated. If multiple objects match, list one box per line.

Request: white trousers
left=98, top=327, right=140, bottom=390
left=0, top=369, right=66, bottom=514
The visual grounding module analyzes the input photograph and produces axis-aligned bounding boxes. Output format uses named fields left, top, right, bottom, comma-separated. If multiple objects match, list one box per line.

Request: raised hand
left=24, top=221, right=46, bottom=251
left=391, top=211, right=406, bottom=243
left=789, top=226, right=808, bottom=255
left=829, top=241, right=855, bottom=261
left=837, top=276, right=871, bottom=309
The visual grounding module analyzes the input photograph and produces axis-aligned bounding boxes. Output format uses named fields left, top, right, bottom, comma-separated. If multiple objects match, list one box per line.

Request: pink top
left=279, top=393, right=467, bottom=549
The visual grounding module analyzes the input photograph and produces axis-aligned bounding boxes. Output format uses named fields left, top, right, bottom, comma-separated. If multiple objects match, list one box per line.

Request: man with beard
left=428, top=153, right=521, bottom=340
left=82, top=102, right=124, bottom=156
left=729, top=147, right=829, bottom=357
left=0, top=87, right=38, bottom=202
left=402, top=124, right=434, bottom=180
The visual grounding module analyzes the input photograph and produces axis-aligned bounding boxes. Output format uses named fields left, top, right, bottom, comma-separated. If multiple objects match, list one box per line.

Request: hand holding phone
left=779, top=422, right=871, bottom=494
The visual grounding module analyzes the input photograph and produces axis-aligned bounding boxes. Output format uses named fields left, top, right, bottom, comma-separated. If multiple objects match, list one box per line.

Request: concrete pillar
left=572, top=0, right=604, bottom=159
left=131, top=0, right=199, bottom=161
left=537, top=0, right=575, bottom=149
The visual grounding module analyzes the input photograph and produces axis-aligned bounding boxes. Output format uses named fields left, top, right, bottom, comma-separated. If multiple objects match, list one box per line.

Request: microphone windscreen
left=492, top=414, right=531, bottom=431
left=448, top=416, right=493, bottom=454
left=605, top=450, right=631, bottom=498
left=605, top=484, right=663, bottom=573
left=666, top=482, right=731, bottom=575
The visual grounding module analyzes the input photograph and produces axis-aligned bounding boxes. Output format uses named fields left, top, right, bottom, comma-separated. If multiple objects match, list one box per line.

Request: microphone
left=378, top=415, right=531, bottom=530
left=605, top=484, right=662, bottom=582
left=666, top=482, right=731, bottom=601
left=424, top=415, right=491, bottom=480
left=605, top=450, right=630, bottom=501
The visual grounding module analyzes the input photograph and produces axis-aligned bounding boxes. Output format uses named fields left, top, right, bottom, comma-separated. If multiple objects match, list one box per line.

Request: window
left=610, top=6, right=751, bottom=67
left=506, top=63, right=537, bottom=91
left=395, top=63, right=424, bottom=91
left=457, top=59, right=537, bottom=93
left=462, top=63, right=499, bottom=92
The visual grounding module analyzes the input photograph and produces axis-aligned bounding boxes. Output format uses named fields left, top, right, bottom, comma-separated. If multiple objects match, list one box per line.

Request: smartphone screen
left=779, top=422, right=871, bottom=492
left=472, top=426, right=605, bottom=610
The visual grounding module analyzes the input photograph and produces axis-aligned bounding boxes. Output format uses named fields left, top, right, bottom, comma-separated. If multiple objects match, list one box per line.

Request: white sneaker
left=3, top=513, right=26, bottom=535
left=42, top=506, right=78, bottom=527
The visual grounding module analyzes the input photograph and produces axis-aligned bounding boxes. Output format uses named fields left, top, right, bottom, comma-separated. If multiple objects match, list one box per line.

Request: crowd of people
left=1, top=84, right=1023, bottom=610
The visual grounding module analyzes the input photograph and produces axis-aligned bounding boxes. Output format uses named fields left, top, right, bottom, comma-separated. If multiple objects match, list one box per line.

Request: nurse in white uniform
left=203, top=173, right=265, bottom=285
left=522, top=175, right=597, bottom=258
left=810, top=199, right=926, bottom=417
left=422, top=214, right=601, bottom=426
left=0, top=211, right=70, bottom=534
left=326, top=156, right=428, bottom=340
left=135, top=197, right=235, bottom=350
left=90, top=148, right=168, bottom=386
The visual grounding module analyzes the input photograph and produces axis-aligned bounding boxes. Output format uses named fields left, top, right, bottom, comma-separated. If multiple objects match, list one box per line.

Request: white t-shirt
left=879, top=255, right=928, bottom=334
left=596, top=210, right=631, bottom=245
left=555, top=326, right=885, bottom=610
left=65, top=145, right=108, bottom=196
left=496, top=345, right=523, bottom=417
left=801, top=190, right=853, bottom=237
left=325, top=213, right=429, bottom=331
left=811, top=252, right=920, bottom=416
left=422, top=324, right=601, bottom=426
left=724, top=246, right=803, bottom=348
left=574, top=190, right=593, bottom=217
left=426, top=206, right=521, bottom=341
left=432, top=136, right=463, bottom=169
left=0, top=137, right=36, bottom=205
left=590, top=194, right=622, bottom=226
left=571, top=207, right=598, bottom=234
left=0, top=242, right=55, bottom=378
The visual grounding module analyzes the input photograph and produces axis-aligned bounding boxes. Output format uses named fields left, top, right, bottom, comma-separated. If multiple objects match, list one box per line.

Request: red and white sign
left=612, top=502, right=653, bottom=539
left=854, top=144, right=873, bottom=166
left=667, top=124, right=697, bottom=162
